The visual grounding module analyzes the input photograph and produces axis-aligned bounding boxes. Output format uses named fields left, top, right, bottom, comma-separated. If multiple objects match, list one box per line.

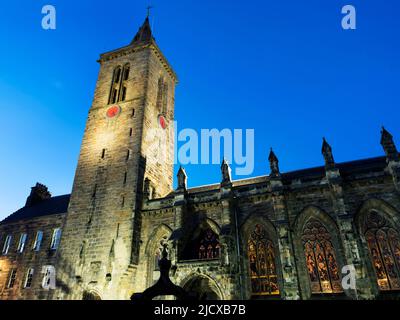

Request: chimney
left=25, top=183, right=51, bottom=207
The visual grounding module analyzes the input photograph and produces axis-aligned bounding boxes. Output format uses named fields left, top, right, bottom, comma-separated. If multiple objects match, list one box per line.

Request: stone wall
left=54, top=37, right=177, bottom=300
left=138, top=155, right=400, bottom=300
left=0, top=213, right=65, bottom=300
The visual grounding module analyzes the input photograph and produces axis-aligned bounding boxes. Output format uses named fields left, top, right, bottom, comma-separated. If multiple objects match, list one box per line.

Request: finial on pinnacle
left=321, top=137, right=335, bottom=169
left=268, top=148, right=280, bottom=177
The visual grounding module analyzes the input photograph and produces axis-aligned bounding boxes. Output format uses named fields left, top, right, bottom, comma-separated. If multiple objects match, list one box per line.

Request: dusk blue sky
left=0, top=0, right=399, bottom=220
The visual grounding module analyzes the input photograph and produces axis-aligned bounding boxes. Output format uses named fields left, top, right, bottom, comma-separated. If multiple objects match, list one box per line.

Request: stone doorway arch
left=82, top=290, right=101, bottom=300
left=182, top=275, right=223, bottom=300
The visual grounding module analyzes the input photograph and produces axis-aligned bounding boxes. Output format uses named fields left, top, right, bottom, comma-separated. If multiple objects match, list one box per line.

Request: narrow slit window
left=123, top=65, right=130, bottom=81
left=117, top=64, right=130, bottom=102
left=156, top=77, right=164, bottom=112
left=108, top=66, right=122, bottom=104
left=115, top=68, right=121, bottom=83
left=111, top=89, right=118, bottom=104
left=131, top=109, right=135, bottom=117
left=129, top=128, right=133, bottom=137
left=123, top=172, right=127, bottom=185
left=92, top=184, right=97, bottom=198
left=121, top=196, right=125, bottom=208
left=101, top=149, right=106, bottom=159
left=121, top=85, right=127, bottom=101
left=126, top=149, right=131, bottom=161
left=162, top=82, right=168, bottom=114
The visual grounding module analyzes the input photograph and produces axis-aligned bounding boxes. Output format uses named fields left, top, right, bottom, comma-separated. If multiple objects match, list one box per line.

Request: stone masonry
left=1, top=16, right=400, bottom=300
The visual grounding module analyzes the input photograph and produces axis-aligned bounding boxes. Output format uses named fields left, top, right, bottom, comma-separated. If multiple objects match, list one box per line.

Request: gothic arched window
left=156, top=77, right=168, bottom=115
left=120, top=64, right=130, bottom=102
left=198, top=228, right=220, bottom=260
left=363, top=211, right=400, bottom=291
left=108, top=64, right=130, bottom=104
left=301, top=219, right=342, bottom=294
left=162, top=81, right=168, bottom=114
left=182, top=227, right=220, bottom=260
left=156, top=77, right=164, bottom=112
left=109, top=66, right=121, bottom=104
left=247, top=224, right=279, bottom=296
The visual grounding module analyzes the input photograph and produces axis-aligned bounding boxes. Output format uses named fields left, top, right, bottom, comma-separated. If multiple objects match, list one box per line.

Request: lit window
left=363, top=211, right=400, bottom=291
left=302, top=219, right=342, bottom=294
left=197, top=228, right=220, bottom=260
left=33, top=231, right=43, bottom=251
left=247, top=224, right=279, bottom=296
left=7, top=269, right=17, bottom=288
left=17, top=233, right=27, bottom=253
left=2, top=235, right=12, bottom=255
left=50, top=228, right=62, bottom=250
left=24, top=268, right=34, bottom=288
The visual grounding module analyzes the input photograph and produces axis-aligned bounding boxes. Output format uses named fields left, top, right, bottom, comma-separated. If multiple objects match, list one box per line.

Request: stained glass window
left=301, top=219, right=342, bottom=294
left=363, top=211, right=400, bottom=291
left=247, top=224, right=279, bottom=295
left=198, top=228, right=220, bottom=260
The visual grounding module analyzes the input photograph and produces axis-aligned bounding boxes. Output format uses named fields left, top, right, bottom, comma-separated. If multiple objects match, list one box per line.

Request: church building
left=1, top=16, right=400, bottom=300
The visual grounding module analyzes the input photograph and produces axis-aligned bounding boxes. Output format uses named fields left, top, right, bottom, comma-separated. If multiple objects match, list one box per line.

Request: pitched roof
left=1, top=194, right=70, bottom=224
left=131, top=16, right=154, bottom=45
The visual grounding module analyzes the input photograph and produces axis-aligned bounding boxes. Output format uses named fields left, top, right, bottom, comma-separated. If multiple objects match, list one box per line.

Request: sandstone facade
left=1, top=17, right=400, bottom=300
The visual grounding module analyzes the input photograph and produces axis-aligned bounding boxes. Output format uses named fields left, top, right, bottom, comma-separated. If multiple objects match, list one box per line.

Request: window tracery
left=247, top=224, right=279, bottom=295
left=301, top=219, right=342, bottom=294
left=363, top=211, right=400, bottom=291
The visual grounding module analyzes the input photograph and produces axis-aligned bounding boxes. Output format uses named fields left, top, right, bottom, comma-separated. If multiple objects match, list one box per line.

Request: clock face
left=159, top=115, right=167, bottom=129
left=106, top=105, right=120, bottom=118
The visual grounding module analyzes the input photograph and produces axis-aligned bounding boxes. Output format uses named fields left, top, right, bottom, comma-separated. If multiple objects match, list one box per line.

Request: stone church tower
left=55, top=16, right=177, bottom=299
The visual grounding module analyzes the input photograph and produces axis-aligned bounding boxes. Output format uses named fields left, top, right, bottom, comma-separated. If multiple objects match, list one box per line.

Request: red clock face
left=106, top=105, right=120, bottom=118
left=159, top=115, right=167, bottom=129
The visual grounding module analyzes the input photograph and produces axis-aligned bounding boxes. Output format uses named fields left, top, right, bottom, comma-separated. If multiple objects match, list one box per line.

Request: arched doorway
left=182, top=276, right=222, bottom=300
